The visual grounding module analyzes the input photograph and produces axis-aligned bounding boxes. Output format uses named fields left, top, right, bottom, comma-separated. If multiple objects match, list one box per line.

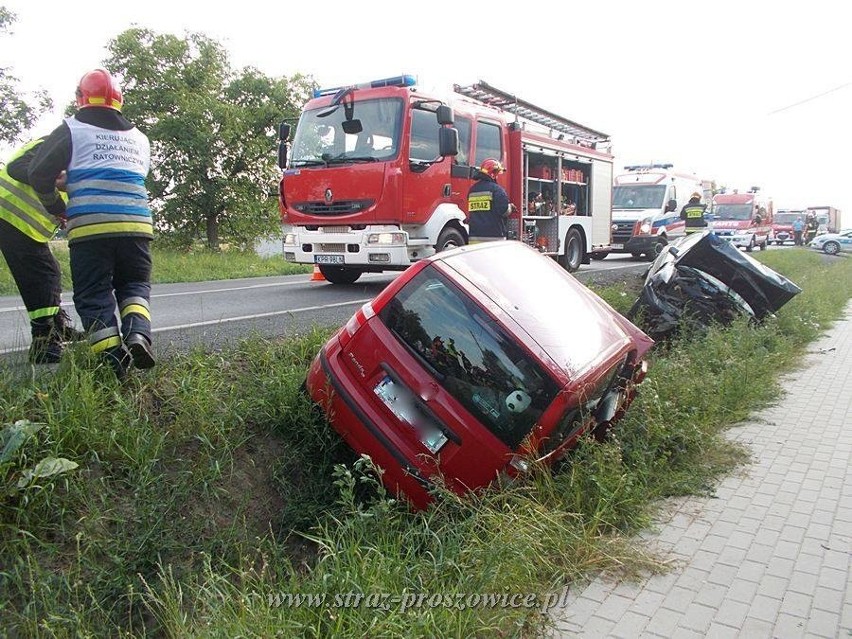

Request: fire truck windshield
left=289, top=98, right=403, bottom=166
left=612, top=185, right=666, bottom=209
left=774, top=212, right=802, bottom=224
left=714, top=204, right=753, bottom=221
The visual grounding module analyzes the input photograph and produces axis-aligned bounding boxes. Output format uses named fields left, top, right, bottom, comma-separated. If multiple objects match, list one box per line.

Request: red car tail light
left=338, top=301, right=375, bottom=348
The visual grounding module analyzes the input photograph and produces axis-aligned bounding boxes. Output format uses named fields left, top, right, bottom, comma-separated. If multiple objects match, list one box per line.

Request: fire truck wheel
left=559, top=228, right=583, bottom=272
left=436, top=227, right=465, bottom=252
left=318, top=265, right=362, bottom=285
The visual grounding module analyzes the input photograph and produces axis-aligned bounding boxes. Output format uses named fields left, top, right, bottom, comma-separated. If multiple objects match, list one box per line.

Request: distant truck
left=806, top=206, right=841, bottom=235
left=610, top=164, right=710, bottom=260
left=709, top=188, right=773, bottom=252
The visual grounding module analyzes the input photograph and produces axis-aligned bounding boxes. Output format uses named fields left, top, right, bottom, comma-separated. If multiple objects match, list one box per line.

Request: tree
left=105, top=28, right=313, bottom=249
left=0, top=7, right=53, bottom=144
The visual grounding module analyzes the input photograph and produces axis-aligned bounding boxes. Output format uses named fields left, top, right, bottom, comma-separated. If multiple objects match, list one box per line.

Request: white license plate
left=611, top=243, right=624, bottom=249
left=314, top=254, right=344, bottom=265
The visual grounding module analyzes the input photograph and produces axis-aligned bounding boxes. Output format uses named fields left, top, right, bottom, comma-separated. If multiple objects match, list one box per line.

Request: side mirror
left=666, top=199, right=677, bottom=212
left=439, top=127, right=459, bottom=157
left=277, top=141, right=288, bottom=170
left=436, top=105, right=454, bottom=126
left=279, top=122, right=291, bottom=142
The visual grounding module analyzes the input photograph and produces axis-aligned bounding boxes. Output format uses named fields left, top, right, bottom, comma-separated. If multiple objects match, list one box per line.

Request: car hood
left=648, top=231, right=801, bottom=318
left=439, top=242, right=654, bottom=383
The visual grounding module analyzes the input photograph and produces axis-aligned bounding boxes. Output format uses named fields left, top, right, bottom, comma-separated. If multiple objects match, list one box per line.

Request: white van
left=610, top=164, right=709, bottom=259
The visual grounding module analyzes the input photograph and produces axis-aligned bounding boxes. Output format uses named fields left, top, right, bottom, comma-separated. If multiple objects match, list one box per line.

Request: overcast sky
left=3, top=0, right=850, bottom=223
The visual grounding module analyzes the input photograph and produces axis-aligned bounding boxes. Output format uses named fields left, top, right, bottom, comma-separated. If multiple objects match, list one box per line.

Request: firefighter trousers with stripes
left=0, top=217, right=63, bottom=335
left=69, top=236, right=152, bottom=355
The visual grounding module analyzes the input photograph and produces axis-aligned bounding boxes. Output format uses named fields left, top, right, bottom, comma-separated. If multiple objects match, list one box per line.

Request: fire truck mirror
left=666, top=199, right=677, bottom=212
left=436, top=105, right=454, bottom=126
left=342, top=119, right=363, bottom=135
left=277, top=141, right=288, bottom=170
left=278, top=121, right=291, bottom=141
left=439, top=127, right=459, bottom=157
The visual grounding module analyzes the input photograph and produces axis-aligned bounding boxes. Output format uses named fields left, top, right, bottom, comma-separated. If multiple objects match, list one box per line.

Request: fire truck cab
left=277, top=76, right=614, bottom=283
left=709, top=188, right=774, bottom=252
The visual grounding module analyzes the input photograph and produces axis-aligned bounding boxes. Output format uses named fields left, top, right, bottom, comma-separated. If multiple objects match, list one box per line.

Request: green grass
left=0, top=248, right=849, bottom=637
left=0, top=241, right=310, bottom=296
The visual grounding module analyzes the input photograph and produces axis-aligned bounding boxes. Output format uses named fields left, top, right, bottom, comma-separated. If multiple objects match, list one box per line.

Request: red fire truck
left=709, top=188, right=774, bottom=252
left=276, top=77, right=614, bottom=283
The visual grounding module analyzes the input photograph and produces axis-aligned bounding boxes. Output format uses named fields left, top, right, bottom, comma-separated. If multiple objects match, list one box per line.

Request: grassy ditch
left=0, top=250, right=849, bottom=637
left=0, top=242, right=309, bottom=296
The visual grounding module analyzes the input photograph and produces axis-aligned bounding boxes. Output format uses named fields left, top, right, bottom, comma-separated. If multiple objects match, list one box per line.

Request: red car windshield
left=379, top=266, right=559, bottom=449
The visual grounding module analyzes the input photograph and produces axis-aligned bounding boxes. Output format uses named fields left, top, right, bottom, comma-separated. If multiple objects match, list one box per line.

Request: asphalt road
left=0, top=254, right=650, bottom=364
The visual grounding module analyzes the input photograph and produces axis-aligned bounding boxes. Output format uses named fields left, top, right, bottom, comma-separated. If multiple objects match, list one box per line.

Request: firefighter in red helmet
left=28, top=68, right=155, bottom=379
left=466, top=158, right=516, bottom=243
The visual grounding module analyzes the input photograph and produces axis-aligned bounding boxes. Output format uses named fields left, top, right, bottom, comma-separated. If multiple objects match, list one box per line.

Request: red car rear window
left=378, top=266, right=559, bottom=449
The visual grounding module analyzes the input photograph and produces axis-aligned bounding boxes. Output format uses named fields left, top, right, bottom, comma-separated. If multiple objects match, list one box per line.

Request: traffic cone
left=310, top=264, right=326, bottom=282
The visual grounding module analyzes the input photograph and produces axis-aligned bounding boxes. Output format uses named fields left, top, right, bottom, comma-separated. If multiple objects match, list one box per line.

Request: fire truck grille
left=320, top=226, right=350, bottom=233
left=293, top=200, right=375, bottom=215
left=318, top=243, right=346, bottom=252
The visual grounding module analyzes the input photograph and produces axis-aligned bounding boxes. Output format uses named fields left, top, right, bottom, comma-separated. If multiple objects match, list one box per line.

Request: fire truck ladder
left=453, top=80, right=610, bottom=145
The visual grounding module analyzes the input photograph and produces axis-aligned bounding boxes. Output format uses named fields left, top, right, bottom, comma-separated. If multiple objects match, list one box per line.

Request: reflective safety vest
left=682, top=204, right=707, bottom=233
left=64, top=117, right=152, bottom=242
left=0, top=140, right=61, bottom=243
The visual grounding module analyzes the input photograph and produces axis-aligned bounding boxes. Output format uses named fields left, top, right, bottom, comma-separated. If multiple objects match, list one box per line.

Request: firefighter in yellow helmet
left=680, top=192, right=708, bottom=234
left=28, top=68, right=154, bottom=379
left=0, top=138, right=84, bottom=363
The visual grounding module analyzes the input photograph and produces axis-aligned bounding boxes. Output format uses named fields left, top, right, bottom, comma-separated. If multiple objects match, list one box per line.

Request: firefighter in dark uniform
left=680, top=192, right=708, bottom=234
left=466, top=158, right=515, bottom=243
left=0, top=138, right=84, bottom=363
left=28, top=68, right=155, bottom=378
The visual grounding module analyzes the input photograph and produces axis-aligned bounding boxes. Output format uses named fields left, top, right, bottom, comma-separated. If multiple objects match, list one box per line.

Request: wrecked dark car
left=306, top=241, right=654, bottom=510
left=628, top=230, right=802, bottom=341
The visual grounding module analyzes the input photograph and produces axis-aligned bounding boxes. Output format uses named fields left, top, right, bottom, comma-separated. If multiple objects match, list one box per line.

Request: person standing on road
left=792, top=216, right=805, bottom=246
left=28, top=68, right=155, bottom=379
left=680, top=192, right=708, bottom=235
left=0, top=138, right=84, bottom=363
left=467, top=158, right=516, bottom=243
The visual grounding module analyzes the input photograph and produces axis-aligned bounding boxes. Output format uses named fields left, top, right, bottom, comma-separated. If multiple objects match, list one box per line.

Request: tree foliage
left=105, top=28, right=313, bottom=249
left=0, top=7, right=53, bottom=144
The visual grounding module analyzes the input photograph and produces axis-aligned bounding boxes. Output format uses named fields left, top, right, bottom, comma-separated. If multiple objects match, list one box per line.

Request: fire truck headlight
left=283, top=233, right=296, bottom=246
left=367, top=232, right=406, bottom=245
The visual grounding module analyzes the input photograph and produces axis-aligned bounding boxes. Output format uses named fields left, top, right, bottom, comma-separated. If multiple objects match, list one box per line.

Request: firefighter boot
left=126, top=333, right=155, bottom=370
left=102, top=344, right=132, bottom=380
left=28, top=320, right=63, bottom=364
left=28, top=335, right=63, bottom=364
left=53, top=309, right=86, bottom=343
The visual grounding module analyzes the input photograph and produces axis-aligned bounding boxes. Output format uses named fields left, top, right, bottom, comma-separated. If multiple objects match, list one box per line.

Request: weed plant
left=0, top=249, right=849, bottom=637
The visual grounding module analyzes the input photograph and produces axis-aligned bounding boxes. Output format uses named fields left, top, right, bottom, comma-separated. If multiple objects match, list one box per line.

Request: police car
left=809, top=229, right=852, bottom=255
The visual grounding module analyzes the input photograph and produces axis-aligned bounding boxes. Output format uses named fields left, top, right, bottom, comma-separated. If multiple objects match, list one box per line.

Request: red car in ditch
left=305, top=241, right=654, bottom=509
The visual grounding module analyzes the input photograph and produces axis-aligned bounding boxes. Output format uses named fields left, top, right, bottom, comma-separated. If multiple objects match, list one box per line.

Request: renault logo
left=324, top=188, right=333, bottom=204
left=612, top=223, right=618, bottom=232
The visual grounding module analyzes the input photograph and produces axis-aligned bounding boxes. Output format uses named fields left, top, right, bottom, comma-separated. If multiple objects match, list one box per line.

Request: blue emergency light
left=313, top=74, right=417, bottom=98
